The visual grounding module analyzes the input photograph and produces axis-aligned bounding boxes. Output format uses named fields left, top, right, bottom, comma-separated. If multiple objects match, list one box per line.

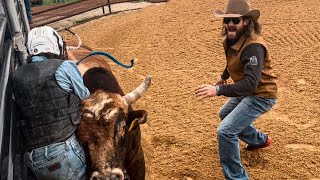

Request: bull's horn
left=123, top=76, right=152, bottom=105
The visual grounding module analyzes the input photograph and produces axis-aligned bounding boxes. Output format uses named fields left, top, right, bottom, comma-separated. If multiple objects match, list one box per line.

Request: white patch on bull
left=111, top=168, right=125, bottom=180
left=94, top=110, right=101, bottom=121
left=83, top=112, right=94, bottom=118
left=122, top=98, right=129, bottom=106
left=89, top=95, right=113, bottom=110
left=116, top=121, right=126, bottom=143
left=87, top=97, right=114, bottom=121
left=104, top=98, right=114, bottom=104
left=90, top=171, right=100, bottom=180
left=104, top=108, right=119, bottom=120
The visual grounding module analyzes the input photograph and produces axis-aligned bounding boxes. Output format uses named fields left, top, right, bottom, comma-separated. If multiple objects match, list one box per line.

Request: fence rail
left=31, top=0, right=141, bottom=28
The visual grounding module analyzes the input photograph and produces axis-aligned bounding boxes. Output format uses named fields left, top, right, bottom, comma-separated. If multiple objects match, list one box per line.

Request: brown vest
left=224, top=35, right=278, bottom=98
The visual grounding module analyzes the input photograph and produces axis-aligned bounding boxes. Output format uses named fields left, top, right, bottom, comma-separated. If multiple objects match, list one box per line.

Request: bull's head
left=77, top=68, right=151, bottom=180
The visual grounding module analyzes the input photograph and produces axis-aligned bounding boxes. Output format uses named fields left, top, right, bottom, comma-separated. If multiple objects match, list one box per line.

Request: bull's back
left=67, top=46, right=112, bottom=75
left=67, top=44, right=124, bottom=95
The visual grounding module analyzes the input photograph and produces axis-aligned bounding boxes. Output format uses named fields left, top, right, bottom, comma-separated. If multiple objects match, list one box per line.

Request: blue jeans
left=217, top=96, right=276, bottom=180
left=25, top=134, right=86, bottom=180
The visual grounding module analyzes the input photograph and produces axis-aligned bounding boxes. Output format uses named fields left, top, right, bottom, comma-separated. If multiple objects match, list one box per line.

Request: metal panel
left=0, top=17, right=7, bottom=60
left=0, top=40, right=14, bottom=180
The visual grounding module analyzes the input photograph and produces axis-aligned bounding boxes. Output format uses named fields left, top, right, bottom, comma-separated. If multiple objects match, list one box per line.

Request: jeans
left=217, top=96, right=276, bottom=180
left=25, top=134, right=86, bottom=180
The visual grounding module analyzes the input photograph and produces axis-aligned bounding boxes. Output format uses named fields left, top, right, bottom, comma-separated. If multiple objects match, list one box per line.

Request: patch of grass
left=42, top=0, right=79, bottom=5
left=75, top=16, right=101, bottom=25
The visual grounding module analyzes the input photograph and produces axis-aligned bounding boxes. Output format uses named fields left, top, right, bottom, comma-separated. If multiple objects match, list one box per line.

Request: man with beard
left=195, top=0, right=278, bottom=179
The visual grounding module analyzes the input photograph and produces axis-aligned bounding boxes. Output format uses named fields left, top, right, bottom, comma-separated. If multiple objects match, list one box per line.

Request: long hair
left=221, top=16, right=262, bottom=37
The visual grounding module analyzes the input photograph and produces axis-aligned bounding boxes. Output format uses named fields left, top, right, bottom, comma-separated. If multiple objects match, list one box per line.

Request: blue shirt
left=32, top=56, right=90, bottom=100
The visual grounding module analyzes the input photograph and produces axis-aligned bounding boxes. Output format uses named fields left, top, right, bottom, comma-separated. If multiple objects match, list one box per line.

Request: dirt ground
left=61, top=0, right=320, bottom=179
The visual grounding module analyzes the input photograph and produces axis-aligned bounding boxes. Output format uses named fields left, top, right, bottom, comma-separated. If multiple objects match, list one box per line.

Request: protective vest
left=223, top=34, right=278, bottom=98
left=11, top=59, right=81, bottom=150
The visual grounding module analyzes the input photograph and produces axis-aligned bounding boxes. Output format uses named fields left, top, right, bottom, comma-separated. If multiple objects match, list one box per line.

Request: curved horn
left=123, top=76, right=152, bottom=105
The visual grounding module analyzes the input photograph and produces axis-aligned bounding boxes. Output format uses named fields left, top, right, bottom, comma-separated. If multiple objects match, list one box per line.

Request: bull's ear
left=128, top=110, right=148, bottom=131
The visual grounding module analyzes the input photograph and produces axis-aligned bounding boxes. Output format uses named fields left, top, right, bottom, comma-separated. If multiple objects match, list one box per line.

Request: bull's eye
left=103, top=108, right=119, bottom=121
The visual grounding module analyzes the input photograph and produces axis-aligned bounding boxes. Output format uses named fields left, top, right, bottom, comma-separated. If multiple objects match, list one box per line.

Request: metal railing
left=0, top=0, right=29, bottom=179
left=0, top=40, right=16, bottom=180
left=31, top=0, right=141, bottom=27
left=0, top=0, right=9, bottom=160
left=0, top=0, right=8, bottom=60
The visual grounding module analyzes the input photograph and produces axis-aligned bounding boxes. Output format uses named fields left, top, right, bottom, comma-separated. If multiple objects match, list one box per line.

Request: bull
left=67, top=42, right=151, bottom=180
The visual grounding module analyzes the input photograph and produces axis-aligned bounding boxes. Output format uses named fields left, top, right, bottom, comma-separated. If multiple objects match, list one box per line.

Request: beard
left=225, top=26, right=244, bottom=46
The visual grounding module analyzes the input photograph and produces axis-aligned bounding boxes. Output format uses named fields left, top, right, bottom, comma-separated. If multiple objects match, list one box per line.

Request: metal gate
left=0, top=0, right=30, bottom=179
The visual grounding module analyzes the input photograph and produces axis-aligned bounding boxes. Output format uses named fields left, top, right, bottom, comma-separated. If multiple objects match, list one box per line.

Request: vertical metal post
left=5, top=0, right=21, bottom=33
left=0, top=19, right=8, bottom=163
left=18, top=0, right=30, bottom=33
left=0, top=40, right=14, bottom=177
left=0, top=17, right=7, bottom=58
left=4, top=0, right=29, bottom=65
left=107, top=0, right=112, bottom=13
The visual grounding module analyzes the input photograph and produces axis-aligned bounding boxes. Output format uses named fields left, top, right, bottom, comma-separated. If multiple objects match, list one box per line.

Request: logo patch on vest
left=249, top=56, right=258, bottom=65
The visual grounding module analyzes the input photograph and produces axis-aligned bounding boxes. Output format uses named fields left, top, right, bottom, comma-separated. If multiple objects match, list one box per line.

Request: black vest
left=11, top=59, right=81, bottom=150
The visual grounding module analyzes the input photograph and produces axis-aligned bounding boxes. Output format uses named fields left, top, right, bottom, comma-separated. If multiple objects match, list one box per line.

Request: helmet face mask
left=27, top=26, right=66, bottom=59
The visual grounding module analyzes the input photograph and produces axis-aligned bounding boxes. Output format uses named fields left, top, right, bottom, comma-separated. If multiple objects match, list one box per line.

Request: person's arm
left=215, top=67, right=229, bottom=86
left=196, top=67, right=228, bottom=99
left=217, top=44, right=265, bottom=97
left=55, top=60, right=90, bottom=100
left=221, top=66, right=230, bottom=81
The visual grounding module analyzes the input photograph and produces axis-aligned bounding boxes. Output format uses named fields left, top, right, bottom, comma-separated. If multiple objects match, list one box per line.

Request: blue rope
left=76, top=51, right=134, bottom=68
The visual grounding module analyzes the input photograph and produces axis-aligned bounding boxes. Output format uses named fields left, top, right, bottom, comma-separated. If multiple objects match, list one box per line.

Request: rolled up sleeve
left=55, top=60, right=90, bottom=100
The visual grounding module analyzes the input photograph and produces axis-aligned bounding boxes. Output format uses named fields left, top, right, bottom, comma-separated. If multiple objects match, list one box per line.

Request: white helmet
left=27, top=26, right=64, bottom=56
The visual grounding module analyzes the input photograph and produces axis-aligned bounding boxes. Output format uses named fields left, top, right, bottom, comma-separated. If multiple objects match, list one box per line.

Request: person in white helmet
left=11, top=26, right=90, bottom=180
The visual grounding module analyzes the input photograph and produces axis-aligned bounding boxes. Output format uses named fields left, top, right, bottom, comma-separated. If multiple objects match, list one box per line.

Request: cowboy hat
left=214, top=0, right=260, bottom=21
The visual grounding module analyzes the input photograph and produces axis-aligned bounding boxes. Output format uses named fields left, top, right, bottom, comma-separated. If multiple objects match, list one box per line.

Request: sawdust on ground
left=61, top=0, right=320, bottom=179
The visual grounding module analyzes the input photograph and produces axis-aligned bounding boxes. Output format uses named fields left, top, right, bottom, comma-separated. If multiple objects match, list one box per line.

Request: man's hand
left=215, top=77, right=227, bottom=85
left=195, top=84, right=217, bottom=99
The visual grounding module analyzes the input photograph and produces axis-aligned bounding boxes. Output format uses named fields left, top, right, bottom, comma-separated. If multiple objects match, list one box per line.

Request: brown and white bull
left=67, top=43, right=151, bottom=180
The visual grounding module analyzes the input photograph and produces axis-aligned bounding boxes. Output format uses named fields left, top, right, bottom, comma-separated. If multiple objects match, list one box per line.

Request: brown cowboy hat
left=214, top=0, right=260, bottom=21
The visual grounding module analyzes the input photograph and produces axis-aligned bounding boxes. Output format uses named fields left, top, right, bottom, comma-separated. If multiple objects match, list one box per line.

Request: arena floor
left=61, top=0, right=320, bottom=179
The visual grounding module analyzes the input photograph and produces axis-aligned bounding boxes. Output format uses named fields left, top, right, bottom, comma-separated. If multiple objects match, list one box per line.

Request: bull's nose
left=91, top=177, right=101, bottom=180
left=110, top=174, right=122, bottom=180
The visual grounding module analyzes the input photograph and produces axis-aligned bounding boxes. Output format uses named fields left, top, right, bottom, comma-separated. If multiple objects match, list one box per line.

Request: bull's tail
left=76, top=51, right=134, bottom=68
